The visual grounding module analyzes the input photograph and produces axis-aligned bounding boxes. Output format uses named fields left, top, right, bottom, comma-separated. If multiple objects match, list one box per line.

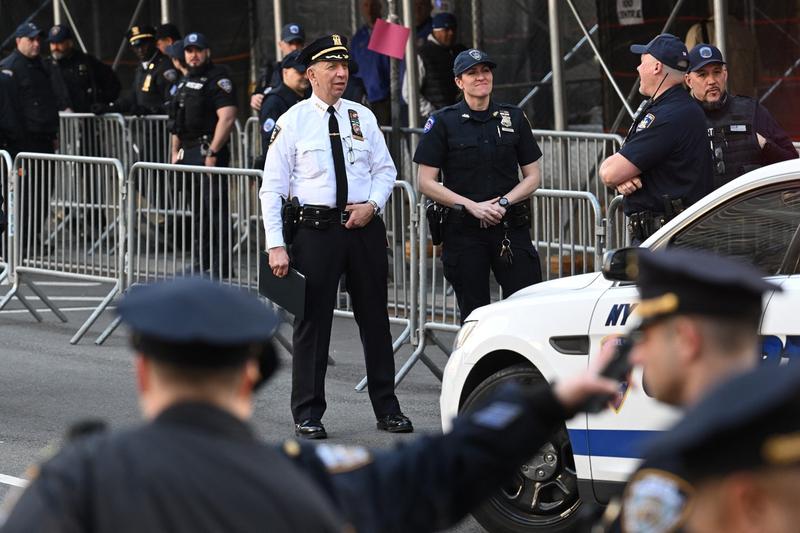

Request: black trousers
left=290, top=216, right=401, bottom=423
left=179, top=145, right=230, bottom=277
left=442, top=222, right=542, bottom=323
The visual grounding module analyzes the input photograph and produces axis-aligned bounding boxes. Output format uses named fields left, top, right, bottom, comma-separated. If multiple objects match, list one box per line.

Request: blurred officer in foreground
left=599, top=34, right=712, bottom=245
left=92, top=26, right=177, bottom=115
left=597, top=248, right=779, bottom=533
left=250, top=22, right=305, bottom=112
left=47, top=24, right=121, bottom=113
left=0, top=277, right=622, bottom=532
left=0, top=22, right=59, bottom=154
left=685, top=44, right=798, bottom=190
left=154, top=23, right=181, bottom=56
left=648, top=364, right=800, bottom=533
left=261, top=34, right=410, bottom=439
left=414, top=49, right=542, bottom=323
left=254, top=49, right=308, bottom=168
left=170, top=32, right=237, bottom=278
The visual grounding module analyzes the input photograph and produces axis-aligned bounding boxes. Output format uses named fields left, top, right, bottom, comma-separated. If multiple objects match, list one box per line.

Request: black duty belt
left=299, top=204, right=350, bottom=227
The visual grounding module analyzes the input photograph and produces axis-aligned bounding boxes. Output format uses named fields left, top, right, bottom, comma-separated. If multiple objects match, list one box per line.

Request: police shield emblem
left=469, top=49, right=482, bottom=60
left=217, top=78, right=233, bottom=94
left=499, top=110, right=512, bottom=128
left=423, top=115, right=435, bottom=133
left=263, top=118, right=275, bottom=133
left=636, top=113, right=656, bottom=131
left=622, top=469, right=693, bottom=533
left=332, top=34, right=342, bottom=46
left=700, top=46, right=713, bottom=59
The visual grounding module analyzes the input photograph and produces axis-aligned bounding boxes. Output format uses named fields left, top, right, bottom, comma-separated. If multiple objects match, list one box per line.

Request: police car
left=440, top=159, right=800, bottom=532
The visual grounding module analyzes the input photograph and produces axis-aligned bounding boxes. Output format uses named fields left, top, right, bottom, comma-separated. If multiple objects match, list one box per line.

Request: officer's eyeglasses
left=342, top=136, right=355, bottom=165
left=713, top=145, right=725, bottom=175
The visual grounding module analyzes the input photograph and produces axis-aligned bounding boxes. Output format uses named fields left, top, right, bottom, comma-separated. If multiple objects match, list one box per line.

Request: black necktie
left=328, top=106, right=348, bottom=211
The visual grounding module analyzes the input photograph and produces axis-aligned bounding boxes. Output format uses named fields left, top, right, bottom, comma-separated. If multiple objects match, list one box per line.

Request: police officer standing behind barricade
left=414, top=49, right=543, bottom=323
left=47, top=24, right=121, bottom=113
left=254, top=49, right=308, bottom=169
left=594, top=247, right=779, bottom=533
left=599, top=34, right=713, bottom=246
left=260, top=34, right=412, bottom=440
left=685, top=43, right=798, bottom=190
left=91, top=26, right=177, bottom=116
left=250, top=23, right=305, bottom=113
left=0, top=22, right=60, bottom=155
left=170, top=32, right=237, bottom=279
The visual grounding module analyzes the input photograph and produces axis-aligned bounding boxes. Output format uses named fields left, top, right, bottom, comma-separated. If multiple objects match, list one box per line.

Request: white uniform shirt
left=259, top=93, right=397, bottom=249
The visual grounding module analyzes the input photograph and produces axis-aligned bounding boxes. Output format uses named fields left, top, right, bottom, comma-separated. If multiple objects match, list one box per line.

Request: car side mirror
left=602, top=247, right=639, bottom=282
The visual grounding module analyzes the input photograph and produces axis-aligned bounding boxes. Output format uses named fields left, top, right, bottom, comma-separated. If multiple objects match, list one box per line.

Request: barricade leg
left=23, top=278, right=69, bottom=322
left=70, top=283, right=119, bottom=344
left=95, top=315, right=122, bottom=345
left=0, top=282, right=45, bottom=321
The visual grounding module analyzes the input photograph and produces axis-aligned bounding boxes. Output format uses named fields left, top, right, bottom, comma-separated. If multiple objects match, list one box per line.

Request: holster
left=281, top=197, right=300, bottom=245
left=507, top=199, right=532, bottom=228
left=425, top=201, right=448, bottom=245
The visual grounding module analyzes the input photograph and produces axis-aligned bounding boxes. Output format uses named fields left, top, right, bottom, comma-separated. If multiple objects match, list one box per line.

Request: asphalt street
left=0, top=274, right=482, bottom=531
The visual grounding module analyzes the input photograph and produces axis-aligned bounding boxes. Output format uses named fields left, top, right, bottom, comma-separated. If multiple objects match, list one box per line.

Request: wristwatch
left=368, top=200, right=381, bottom=215
left=498, top=197, right=510, bottom=207
left=207, top=148, right=218, bottom=158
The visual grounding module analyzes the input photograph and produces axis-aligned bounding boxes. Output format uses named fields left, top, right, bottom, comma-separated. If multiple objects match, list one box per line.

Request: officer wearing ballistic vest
left=250, top=23, right=305, bottom=113
left=0, top=22, right=60, bottom=154
left=685, top=43, right=798, bottom=190
left=599, top=34, right=713, bottom=245
left=47, top=24, right=121, bottom=113
left=414, top=48, right=543, bottom=323
left=170, top=32, right=237, bottom=278
left=91, top=26, right=176, bottom=115
left=260, top=34, right=412, bottom=440
left=254, top=49, right=308, bottom=169
left=406, top=12, right=466, bottom=118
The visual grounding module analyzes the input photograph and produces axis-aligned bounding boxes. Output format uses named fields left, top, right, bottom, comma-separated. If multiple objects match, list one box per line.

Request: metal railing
left=0, top=150, right=11, bottom=286
left=244, top=116, right=262, bottom=170
left=0, top=153, right=126, bottom=344
left=59, top=112, right=129, bottom=167
left=606, top=195, right=629, bottom=251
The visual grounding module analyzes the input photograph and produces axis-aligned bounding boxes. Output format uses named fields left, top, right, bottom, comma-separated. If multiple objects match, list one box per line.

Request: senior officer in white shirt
left=259, top=34, right=412, bottom=440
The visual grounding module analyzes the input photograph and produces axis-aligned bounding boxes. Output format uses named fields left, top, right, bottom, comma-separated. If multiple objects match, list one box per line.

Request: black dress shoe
left=376, top=413, right=413, bottom=433
left=295, top=419, right=327, bottom=439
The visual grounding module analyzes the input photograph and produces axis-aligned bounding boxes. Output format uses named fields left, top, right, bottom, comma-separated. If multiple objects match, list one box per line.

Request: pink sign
left=367, top=18, right=410, bottom=60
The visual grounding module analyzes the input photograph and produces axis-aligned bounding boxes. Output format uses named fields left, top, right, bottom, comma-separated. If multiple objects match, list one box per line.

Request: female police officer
left=414, top=49, right=543, bottom=322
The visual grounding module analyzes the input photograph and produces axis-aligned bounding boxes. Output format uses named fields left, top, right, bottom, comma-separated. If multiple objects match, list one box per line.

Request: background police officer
left=260, top=34, right=412, bottom=440
left=154, top=22, right=182, bottom=56
left=250, top=23, right=305, bottom=112
left=598, top=248, right=779, bottom=533
left=170, top=32, right=237, bottom=278
left=1, top=22, right=59, bottom=155
left=414, top=48, right=543, bottom=323
left=254, top=49, right=308, bottom=168
left=685, top=43, right=798, bottom=190
left=599, top=34, right=713, bottom=245
left=92, top=26, right=176, bottom=116
left=47, top=24, right=121, bottom=113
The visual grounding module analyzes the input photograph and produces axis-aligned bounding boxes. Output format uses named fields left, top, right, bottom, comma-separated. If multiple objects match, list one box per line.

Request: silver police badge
left=622, top=469, right=692, bottom=533
left=217, top=78, right=233, bottom=94
left=499, top=110, right=512, bottom=128
left=469, top=49, right=482, bottom=60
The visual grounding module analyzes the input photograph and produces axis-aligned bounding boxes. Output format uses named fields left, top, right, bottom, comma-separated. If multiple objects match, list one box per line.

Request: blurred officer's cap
left=15, top=21, right=44, bottom=39
left=155, top=23, right=181, bottom=41
left=648, top=363, right=800, bottom=483
left=117, top=278, right=280, bottom=386
left=630, top=33, right=689, bottom=71
left=453, top=48, right=496, bottom=76
left=183, top=32, right=210, bottom=50
left=48, top=24, right=73, bottom=43
left=128, top=25, right=156, bottom=46
left=282, top=49, right=307, bottom=73
left=688, top=43, right=726, bottom=72
left=281, top=23, right=305, bottom=43
left=165, top=39, right=184, bottom=60
left=432, top=12, right=457, bottom=30
left=632, top=248, right=779, bottom=329
left=299, top=34, right=349, bottom=66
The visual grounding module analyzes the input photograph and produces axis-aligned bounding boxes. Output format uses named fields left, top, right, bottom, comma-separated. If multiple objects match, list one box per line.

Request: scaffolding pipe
left=548, top=0, right=567, bottom=130
left=273, top=0, right=283, bottom=59
left=60, top=0, right=88, bottom=53
left=471, top=0, right=482, bottom=49
left=111, top=0, right=147, bottom=71
left=53, top=0, right=62, bottom=24
left=402, top=0, right=420, bottom=131
left=564, top=0, right=634, bottom=119
left=713, top=0, right=727, bottom=61
left=248, top=0, right=258, bottom=99
left=160, top=0, right=170, bottom=23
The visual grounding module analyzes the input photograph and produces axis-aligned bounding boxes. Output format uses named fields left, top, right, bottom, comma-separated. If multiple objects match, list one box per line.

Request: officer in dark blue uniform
left=47, top=24, right=121, bottom=113
left=685, top=44, right=798, bottom=190
left=645, top=364, right=800, bottom=533
left=0, top=277, right=622, bottom=533
left=249, top=23, right=305, bottom=112
left=254, top=49, right=308, bottom=169
left=599, top=34, right=713, bottom=245
left=0, top=22, right=60, bottom=155
left=414, top=49, right=543, bottom=323
left=594, top=247, right=780, bottom=533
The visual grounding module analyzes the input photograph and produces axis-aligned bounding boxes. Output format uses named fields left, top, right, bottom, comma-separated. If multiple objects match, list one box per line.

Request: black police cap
left=117, top=278, right=280, bottom=381
left=155, top=23, right=181, bottom=41
left=630, top=33, right=689, bottom=72
left=647, top=364, right=800, bottom=482
left=633, top=248, right=779, bottom=328
left=165, top=39, right=184, bottom=60
left=281, top=49, right=307, bottom=73
left=281, top=23, right=305, bottom=43
left=48, top=24, right=73, bottom=43
left=14, top=22, right=44, bottom=39
left=128, top=25, right=156, bottom=46
left=687, top=43, right=725, bottom=72
left=299, top=34, right=349, bottom=66
left=453, top=48, right=497, bottom=76
left=183, top=32, right=210, bottom=50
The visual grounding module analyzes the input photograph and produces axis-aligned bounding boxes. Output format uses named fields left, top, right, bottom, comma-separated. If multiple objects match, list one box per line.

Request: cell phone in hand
left=582, top=335, right=636, bottom=413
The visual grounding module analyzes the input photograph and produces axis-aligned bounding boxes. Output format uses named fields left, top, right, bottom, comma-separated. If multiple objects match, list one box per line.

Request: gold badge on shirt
left=348, top=109, right=364, bottom=141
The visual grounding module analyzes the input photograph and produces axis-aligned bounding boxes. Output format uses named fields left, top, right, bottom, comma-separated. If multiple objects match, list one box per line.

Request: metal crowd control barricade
left=126, top=115, right=171, bottom=165
left=0, top=153, right=126, bottom=344
left=380, top=126, right=422, bottom=186
left=59, top=112, right=130, bottom=167
left=0, top=150, right=11, bottom=286
left=605, top=195, right=629, bottom=250
left=244, top=116, right=262, bottom=169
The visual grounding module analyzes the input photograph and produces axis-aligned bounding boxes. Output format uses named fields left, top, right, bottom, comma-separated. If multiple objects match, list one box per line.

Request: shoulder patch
left=423, top=115, right=435, bottom=133
left=1, top=69, right=13, bottom=77
left=637, top=112, right=656, bottom=131
left=314, top=444, right=372, bottom=474
left=262, top=118, right=276, bottom=133
left=163, top=69, right=177, bottom=82
left=622, top=469, right=693, bottom=533
left=471, top=401, right=522, bottom=429
left=217, top=78, right=233, bottom=94
left=269, top=124, right=281, bottom=145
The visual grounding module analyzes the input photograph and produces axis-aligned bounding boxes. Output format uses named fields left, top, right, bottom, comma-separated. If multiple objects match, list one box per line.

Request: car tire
left=460, top=363, right=583, bottom=533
